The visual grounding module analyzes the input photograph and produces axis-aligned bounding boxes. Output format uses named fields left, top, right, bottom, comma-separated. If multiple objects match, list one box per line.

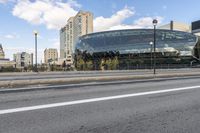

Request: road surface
left=0, top=77, right=200, bottom=133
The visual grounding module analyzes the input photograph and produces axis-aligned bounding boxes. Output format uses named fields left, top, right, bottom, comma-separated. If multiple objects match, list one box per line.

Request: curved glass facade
left=75, top=29, right=200, bottom=70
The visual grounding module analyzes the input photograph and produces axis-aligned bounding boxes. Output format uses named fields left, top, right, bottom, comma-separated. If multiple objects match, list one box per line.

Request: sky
left=0, top=0, right=200, bottom=63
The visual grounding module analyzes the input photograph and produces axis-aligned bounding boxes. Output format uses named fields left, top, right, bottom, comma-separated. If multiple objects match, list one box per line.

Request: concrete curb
left=0, top=68, right=199, bottom=76
left=0, top=72, right=200, bottom=93
left=0, top=70, right=152, bottom=76
left=0, top=74, right=153, bottom=88
left=0, top=75, right=200, bottom=93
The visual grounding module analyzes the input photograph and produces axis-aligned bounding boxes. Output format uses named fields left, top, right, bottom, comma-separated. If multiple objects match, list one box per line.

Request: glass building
left=75, top=29, right=200, bottom=70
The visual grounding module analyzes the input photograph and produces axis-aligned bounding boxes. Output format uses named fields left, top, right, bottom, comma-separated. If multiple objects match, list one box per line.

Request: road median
left=1, top=72, right=200, bottom=89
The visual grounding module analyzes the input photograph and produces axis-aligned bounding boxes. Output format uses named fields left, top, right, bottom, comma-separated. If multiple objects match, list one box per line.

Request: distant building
left=192, top=20, right=200, bottom=36
left=0, top=44, right=15, bottom=68
left=60, top=10, right=93, bottom=65
left=159, top=21, right=190, bottom=32
left=13, top=52, right=33, bottom=68
left=44, top=48, right=58, bottom=64
left=0, top=59, right=15, bottom=68
left=0, top=44, right=5, bottom=59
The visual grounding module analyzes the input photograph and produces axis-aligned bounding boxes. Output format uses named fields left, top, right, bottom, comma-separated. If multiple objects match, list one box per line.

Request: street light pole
left=153, top=19, right=158, bottom=75
left=34, top=30, right=38, bottom=72
left=149, top=41, right=153, bottom=69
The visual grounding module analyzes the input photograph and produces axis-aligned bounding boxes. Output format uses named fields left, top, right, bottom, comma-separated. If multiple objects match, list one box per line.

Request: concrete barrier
left=1, top=72, right=200, bottom=88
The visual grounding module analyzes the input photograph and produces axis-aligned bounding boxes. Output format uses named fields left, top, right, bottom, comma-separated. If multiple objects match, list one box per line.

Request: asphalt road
left=1, top=77, right=200, bottom=133
left=0, top=68, right=200, bottom=81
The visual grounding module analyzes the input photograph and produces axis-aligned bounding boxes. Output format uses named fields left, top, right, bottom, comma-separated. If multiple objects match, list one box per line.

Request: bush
left=0, top=66, right=21, bottom=72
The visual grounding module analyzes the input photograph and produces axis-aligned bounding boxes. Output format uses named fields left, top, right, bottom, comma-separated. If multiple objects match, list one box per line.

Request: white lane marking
left=0, top=85, right=200, bottom=115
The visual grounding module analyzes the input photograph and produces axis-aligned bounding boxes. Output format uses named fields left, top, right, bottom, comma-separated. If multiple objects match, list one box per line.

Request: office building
left=0, top=44, right=15, bottom=68
left=13, top=52, right=33, bottom=68
left=60, top=11, right=93, bottom=65
left=192, top=20, right=200, bottom=36
left=44, top=48, right=58, bottom=64
left=75, top=29, right=200, bottom=70
left=159, top=21, right=190, bottom=32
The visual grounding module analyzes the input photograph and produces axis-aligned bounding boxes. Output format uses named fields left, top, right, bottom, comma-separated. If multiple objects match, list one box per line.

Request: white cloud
left=4, top=34, right=15, bottom=39
left=67, top=0, right=81, bottom=8
left=0, top=0, right=7, bottom=3
left=108, top=24, right=141, bottom=31
left=134, top=16, right=164, bottom=28
left=0, top=0, right=15, bottom=4
left=12, top=0, right=79, bottom=30
left=94, top=6, right=164, bottom=32
left=94, top=6, right=135, bottom=32
left=1, top=33, right=19, bottom=39
left=162, top=5, right=167, bottom=10
left=11, top=1, right=164, bottom=32
left=96, top=16, right=164, bottom=31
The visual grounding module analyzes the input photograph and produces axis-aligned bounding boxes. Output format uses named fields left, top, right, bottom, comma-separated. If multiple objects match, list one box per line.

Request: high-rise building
left=159, top=21, right=190, bottom=32
left=65, top=17, right=74, bottom=64
left=73, top=11, right=93, bottom=46
left=60, top=26, right=66, bottom=59
left=13, top=52, right=33, bottom=68
left=60, top=11, right=93, bottom=65
left=0, top=44, right=5, bottom=59
left=60, top=18, right=74, bottom=63
left=44, top=48, right=58, bottom=64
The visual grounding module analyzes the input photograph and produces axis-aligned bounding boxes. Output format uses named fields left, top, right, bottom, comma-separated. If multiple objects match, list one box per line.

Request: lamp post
left=152, top=19, right=158, bottom=75
left=149, top=41, right=153, bottom=69
left=33, top=30, right=38, bottom=72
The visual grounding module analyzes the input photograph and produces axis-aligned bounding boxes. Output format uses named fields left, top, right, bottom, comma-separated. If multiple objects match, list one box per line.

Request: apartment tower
left=60, top=11, right=93, bottom=66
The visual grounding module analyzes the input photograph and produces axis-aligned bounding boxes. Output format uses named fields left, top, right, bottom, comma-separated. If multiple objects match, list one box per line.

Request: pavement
left=0, top=76, right=200, bottom=132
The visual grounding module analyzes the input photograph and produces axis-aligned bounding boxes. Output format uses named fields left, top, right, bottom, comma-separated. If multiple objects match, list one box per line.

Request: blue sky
left=0, top=0, right=199, bottom=62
